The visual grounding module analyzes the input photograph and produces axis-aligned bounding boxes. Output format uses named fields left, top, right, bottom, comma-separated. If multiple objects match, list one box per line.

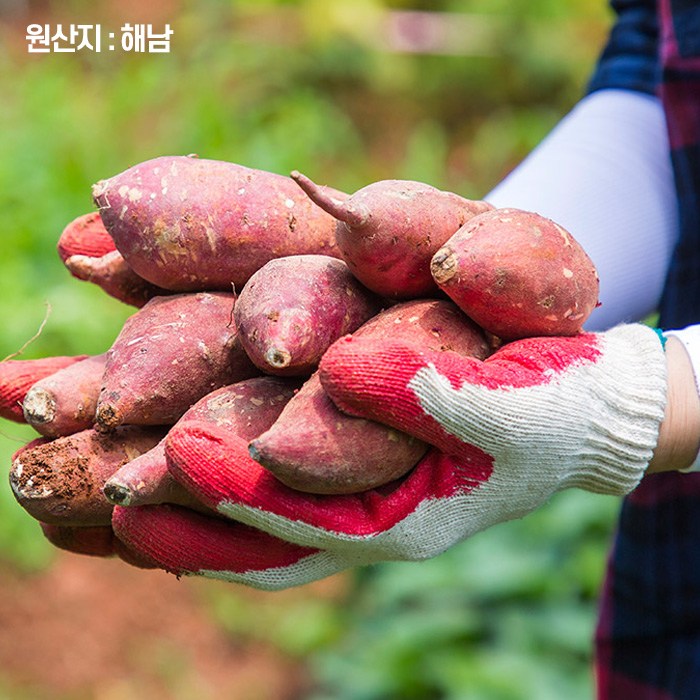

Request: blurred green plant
left=0, top=0, right=617, bottom=697
left=202, top=582, right=346, bottom=657
left=309, top=491, right=619, bottom=700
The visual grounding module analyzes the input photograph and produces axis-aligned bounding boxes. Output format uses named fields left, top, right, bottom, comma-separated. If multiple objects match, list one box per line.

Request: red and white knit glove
left=113, top=324, right=667, bottom=589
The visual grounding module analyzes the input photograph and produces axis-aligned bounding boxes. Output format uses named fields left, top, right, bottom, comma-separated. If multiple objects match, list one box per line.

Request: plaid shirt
left=589, top=1, right=700, bottom=697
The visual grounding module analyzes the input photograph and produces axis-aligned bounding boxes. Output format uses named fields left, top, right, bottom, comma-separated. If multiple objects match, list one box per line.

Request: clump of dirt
left=9, top=427, right=165, bottom=526
left=12, top=440, right=92, bottom=500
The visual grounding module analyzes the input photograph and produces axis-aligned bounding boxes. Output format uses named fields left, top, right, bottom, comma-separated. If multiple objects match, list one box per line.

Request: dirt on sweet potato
left=10, top=426, right=166, bottom=526
left=103, top=377, right=298, bottom=508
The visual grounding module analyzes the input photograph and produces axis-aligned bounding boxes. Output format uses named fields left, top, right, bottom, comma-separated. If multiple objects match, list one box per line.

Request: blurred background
left=0, top=1, right=620, bottom=698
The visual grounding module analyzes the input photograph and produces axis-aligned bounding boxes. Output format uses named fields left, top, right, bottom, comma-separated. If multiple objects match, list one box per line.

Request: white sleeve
left=485, top=88, right=679, bottom=331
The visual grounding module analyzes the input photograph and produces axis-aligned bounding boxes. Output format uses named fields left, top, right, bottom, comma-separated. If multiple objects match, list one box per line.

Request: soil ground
left=0, top=551, right=343, bottom=699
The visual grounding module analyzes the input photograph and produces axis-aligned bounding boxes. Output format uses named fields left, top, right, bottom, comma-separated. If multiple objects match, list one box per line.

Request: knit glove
left=112, top=324, right=668, bottom=590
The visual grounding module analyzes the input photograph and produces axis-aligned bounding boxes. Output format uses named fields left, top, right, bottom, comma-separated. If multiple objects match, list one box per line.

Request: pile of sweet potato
left=2, top=154, right=600, bottom=532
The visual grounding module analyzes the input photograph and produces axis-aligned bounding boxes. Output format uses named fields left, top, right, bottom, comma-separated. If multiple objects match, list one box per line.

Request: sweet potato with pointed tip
left=102, top=444, right=172, bottom=508
left=234, top=255, right=380, bottom=376
left=430, top=208, right=600, bottom=340
left=64, top=250, right=169, bottom=308
left=103, top=377, right=298, bottom=508
left=0, top=355, right=88, bottom=423
left=57, top=212, right=116, bottom=263
left=23, top=353, right=107, bottom=438
left=58, top=212, right=169, bottom=307
left=96, top=292, right=258, bottom=431
left=93, top=155, right=344, bottom=292
left=292, top=171, right=492, bottom=299
left=9, top=426, right=166, bottom=526
left=250, top=299, right=492, bottom=494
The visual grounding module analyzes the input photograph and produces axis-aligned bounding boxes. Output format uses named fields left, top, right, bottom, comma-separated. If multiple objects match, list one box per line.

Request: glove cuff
left=563, top=324, right=668, bottom=495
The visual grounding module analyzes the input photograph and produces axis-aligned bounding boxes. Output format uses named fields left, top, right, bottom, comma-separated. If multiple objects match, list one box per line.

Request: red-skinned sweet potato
left=234, top=255, right=380, bottom=376
left=101, top=444, right=211, bottom=514
left=353, top=298, right=494, bottom=355
left=64, top=250, right=169, bottom=308
left=56, top=212, right=116, bottom=263
left=103, top=377, right=298, bottom=507
left=59, top=212, right=169, bottom=307
left=430, top=208, right=600, bottom=340
left=249, top=299, right=492, bottom=494
left=0, top=355, right=88, bottom=423
left=9, top=426, right=166, bottom=526
left=292, top=171, right=492, bottom=299
left=23, top=353, right=107, bottom=438
left=39, top=523, right=117, bottom=558
left=96, top=292, right=258, bottom=431
left=93, top=155, right=344, bottom=292
left=38, top=523, right=159, bottom=567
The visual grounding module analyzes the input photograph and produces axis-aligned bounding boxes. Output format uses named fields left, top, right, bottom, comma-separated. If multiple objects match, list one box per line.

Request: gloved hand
left=111, top=323, right=668, bottom=590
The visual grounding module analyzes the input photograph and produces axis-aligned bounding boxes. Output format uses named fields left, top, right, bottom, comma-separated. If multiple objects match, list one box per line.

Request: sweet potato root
left=9, top=426, right=166, bottom=526
left=0, top=355, right=88, bottom=423
left=234, top=255, right=380, bottom=376
left=64, top=250, right=169, bottom=308
left=23, top=353, right=107, bottom=438
left=59, top=212, right=169, bottom=307
left=96, top=292, right=258, bottom=431
left=430, top=208, right=600, bottom=339
left=103, top=377, right=298, bottom=507
left=102, top=444, right=207, bottom=513
left=56, top=212, right=116, bottom=263
left=249, top=372, right=425, bottom=494
left=93, top=155, right=344, bottom=292
left=250, top=299, right=492, bottom=493
left=292, top=171, right=492, bottom=299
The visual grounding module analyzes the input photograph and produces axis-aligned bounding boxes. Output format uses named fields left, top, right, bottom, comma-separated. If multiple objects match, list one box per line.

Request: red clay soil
left=0, top=552, right=343, bottom=699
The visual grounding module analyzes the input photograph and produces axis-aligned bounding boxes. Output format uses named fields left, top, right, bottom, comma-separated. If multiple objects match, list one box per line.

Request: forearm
left=485, top=89, right=678, bottom=330
left=647, top=336, right=700, bottom=473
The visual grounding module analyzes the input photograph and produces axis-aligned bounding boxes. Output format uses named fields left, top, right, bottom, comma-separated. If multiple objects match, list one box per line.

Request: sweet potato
left=9, top=426, right=165, bottom=526
left=0, top=355, right=88, bottom=423
left=38, top=523, right=158, bottom=568
left=23, top=353, right=107, bottom=438
left=64, top=250, right=169, bottom=308
left=102, top=444, right=208, bottom=514
left=430, top=208, right=600, bottom=340
left=96, top=292, right=258, bottom=431
left=39, top=523, right=117, bottom=558
left=56, top=212, right=116, bottom=263
left=59, top=212, right=169, bottom=307
left=250, top=299, right=492, bottom=493
left=291, top=171, right=492, bottom=299
left=93, top=155, right=344, bottom=292
left=234, top=255, right=380, bottom=376
left=352, top=298, right=494, bottom=355
left=103, top=377, right=298, bottom=507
